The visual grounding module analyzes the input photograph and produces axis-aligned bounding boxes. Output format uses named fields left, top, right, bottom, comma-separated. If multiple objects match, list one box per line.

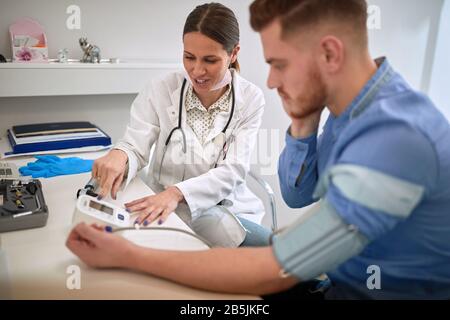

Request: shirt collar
left=331, top=57, right=395, bottom=135
left=186, top=84, right=232, bottom=113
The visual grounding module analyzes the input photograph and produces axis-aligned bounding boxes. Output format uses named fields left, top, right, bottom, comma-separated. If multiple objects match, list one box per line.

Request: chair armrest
left=248, top=170, right=278, bottom=231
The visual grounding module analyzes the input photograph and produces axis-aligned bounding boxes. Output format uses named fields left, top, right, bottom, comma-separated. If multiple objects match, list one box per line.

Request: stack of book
left=7, top=122, right=112, bottom=155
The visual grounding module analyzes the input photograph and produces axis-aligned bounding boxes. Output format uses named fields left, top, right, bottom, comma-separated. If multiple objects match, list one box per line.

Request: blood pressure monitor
left=72, top=193, right=212, bottom=250
left=73, top=195, right=131, bottom=227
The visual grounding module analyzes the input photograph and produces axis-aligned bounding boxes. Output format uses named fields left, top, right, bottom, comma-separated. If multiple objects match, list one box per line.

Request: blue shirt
left=278, top=58, right=450, bottom=299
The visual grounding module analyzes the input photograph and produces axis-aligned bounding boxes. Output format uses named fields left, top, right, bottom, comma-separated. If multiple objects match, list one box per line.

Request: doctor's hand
left=66, top=223, right=137, bottom=269
left=125, top=186, right=185, bottom=226
left=92, top=149, right=129, bottom=200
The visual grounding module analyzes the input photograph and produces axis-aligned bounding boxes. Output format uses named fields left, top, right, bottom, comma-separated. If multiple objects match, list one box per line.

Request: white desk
left=0, top=150, right=258, bottom=300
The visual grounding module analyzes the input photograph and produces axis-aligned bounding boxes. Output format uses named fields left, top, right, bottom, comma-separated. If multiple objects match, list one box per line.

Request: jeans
left=237, top=217, right=272, bottom=247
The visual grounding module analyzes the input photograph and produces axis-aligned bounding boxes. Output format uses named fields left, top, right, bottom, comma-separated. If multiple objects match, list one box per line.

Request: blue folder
left=6, top=123, right=111, bottom=155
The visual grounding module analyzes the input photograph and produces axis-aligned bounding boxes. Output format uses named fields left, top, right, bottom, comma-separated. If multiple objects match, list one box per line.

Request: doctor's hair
left=250, top=0, right=369, bottom=49
left=183, top=2, right=240, bottom=72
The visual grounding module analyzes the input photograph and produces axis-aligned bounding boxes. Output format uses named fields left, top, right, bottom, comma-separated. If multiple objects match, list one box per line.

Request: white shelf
left=0, top=61, right=182, bottom=97
left=0, top=61, right=181, bottom=69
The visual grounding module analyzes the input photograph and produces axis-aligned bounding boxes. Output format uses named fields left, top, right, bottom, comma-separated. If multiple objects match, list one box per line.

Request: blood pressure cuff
left=272, top=198, right=369, bottom=281
left=272, top=163, right=425, bottom=281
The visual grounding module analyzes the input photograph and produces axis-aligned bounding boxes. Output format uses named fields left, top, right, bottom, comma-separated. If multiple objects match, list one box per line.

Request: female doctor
left=92, top=3, right=270, bottom=248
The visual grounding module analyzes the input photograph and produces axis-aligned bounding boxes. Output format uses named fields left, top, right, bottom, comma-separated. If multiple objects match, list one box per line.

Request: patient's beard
left=289, top=65, right=327, bottom=119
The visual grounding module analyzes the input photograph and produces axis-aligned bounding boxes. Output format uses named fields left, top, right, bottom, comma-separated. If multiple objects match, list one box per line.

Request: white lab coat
left=115, top=69, right=265, bottom=227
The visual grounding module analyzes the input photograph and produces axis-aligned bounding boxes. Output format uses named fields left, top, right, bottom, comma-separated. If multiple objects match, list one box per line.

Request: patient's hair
left=250, top=0, right=369, bottom=48
left=184, top=2, right=240, bottom=72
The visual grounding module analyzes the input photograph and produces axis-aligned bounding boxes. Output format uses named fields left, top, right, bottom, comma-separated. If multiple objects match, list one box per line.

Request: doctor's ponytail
left=183, top=3, right=241, bottom=73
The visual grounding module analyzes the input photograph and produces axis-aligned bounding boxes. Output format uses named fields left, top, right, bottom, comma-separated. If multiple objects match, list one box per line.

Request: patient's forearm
left=125, top=246, right=297, bottom=295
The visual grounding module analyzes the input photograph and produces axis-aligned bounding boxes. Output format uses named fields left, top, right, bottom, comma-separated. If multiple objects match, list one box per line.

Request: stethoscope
left=158, top=77, right=236, bottom=181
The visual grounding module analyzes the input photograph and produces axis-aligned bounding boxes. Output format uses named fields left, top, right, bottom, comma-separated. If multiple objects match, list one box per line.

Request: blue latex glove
left=19, top=155, right=94, bottom=178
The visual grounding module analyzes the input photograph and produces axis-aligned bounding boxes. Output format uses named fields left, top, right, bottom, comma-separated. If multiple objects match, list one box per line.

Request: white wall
left=368, top=0, right=443, bottom=92
left=0, top=0, right=446, bottom=228
left=429, top=0, right=450, bottom=120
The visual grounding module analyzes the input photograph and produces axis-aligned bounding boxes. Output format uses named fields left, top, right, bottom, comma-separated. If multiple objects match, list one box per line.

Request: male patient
left=66, top=0, right=450, bottom=299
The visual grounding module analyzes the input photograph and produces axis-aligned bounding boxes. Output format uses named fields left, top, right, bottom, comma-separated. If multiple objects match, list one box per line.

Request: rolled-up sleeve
left=319, top=122, right=438, bottom=241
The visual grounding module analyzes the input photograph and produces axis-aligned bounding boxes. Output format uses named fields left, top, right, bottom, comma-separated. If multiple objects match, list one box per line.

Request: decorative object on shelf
left=57, top=48, right=69, bottom=63
left=9, top=17, right=48, bottom=63
left=0, top=54, right=6, bottom=63
left=79, top=37, right=101, bottom=63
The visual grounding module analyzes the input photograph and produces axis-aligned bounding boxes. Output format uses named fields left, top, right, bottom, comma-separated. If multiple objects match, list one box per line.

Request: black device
left=0, top=54, right=7, bottom=63
left=0, top=179, right=49, bottom=232
left=76, top=177, right=99, bottom=198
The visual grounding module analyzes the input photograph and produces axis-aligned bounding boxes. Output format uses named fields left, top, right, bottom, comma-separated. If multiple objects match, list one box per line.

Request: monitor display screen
left=89, top=200, right=114, bottom=215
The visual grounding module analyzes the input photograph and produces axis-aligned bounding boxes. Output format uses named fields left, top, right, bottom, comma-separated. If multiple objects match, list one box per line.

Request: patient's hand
left=125, top=186, right=184, bottom=226
left=289, top=107, right=325, bottom=139
left=92, top=149, right=129, bottom=200
left=66, top=223, right=137, bottom=269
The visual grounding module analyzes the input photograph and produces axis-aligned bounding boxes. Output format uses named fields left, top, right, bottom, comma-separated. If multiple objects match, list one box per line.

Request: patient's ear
left=319, top=36, right=344, bottom=74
